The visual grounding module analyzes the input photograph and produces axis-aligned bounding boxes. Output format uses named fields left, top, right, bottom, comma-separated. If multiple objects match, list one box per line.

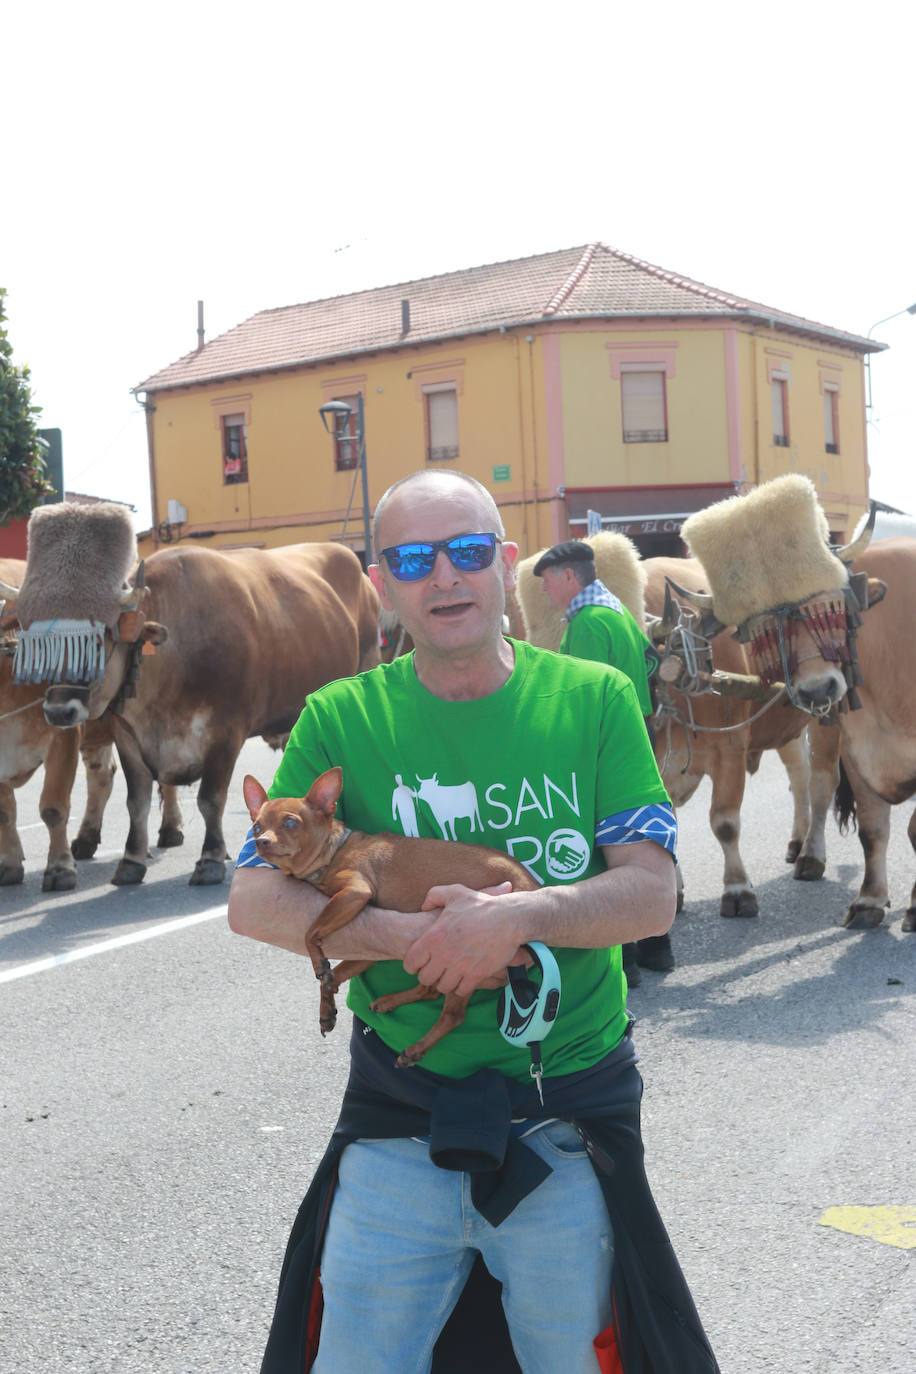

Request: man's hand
left=403, top=882, right=528, bottom=999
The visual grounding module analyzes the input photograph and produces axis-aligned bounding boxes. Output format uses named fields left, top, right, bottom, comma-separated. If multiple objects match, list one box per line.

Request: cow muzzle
left=791, top=669, right=848, bottom=719
left=43, top=684, right=92, bottom=728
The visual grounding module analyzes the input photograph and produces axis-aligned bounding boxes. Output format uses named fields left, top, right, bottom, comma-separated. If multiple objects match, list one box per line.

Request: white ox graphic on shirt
left=415, top=774, right=482, bottom=841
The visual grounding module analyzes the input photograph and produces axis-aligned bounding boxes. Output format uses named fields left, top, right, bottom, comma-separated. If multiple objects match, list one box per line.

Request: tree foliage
left=0, top=287, right=53, bottom=523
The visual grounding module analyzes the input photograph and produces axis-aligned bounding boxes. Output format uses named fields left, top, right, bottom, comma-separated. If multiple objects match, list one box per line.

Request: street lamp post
left=865, top=303, right=916, bottom=413
left=319, top=396, right=372, bottom=566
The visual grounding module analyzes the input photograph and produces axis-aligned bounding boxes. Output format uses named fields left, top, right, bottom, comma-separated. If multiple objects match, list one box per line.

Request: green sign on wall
left=492, top=464, right=510, bottom=482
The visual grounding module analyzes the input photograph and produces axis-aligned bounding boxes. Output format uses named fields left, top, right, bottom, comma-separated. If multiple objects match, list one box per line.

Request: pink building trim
left=541, top=333, right=568, bottom=542
left=723, top=324, right=743, bottom=483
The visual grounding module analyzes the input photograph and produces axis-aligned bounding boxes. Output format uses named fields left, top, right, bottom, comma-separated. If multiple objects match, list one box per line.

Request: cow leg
left=156, top=785, right=184, bottom=849
left=0, top=781, right=25, bottom=886
left=840, top=756, right=891, bottom=929
left=189, top=745, right=240, bottom=885
left=110, top=733, right=155, bottom=885
left=39, top=727, right=80, bottom=892
left=904, top=806, right=916, bottom=933
left=794, top=722, right=840, bottom=883
left=710, top=751, right=757, bottom=918
left=777, top=733, right=810, bottom=865
left=71, top=734, right=117, bottom=860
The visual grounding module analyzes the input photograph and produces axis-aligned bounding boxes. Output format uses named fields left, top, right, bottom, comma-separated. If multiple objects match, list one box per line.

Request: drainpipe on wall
left=514, top=333, right=532, bottom=555
left=133, top=389, right=159, bottom=548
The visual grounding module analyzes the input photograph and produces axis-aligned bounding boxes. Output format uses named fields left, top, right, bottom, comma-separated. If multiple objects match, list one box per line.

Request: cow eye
left=282, top=817, right=299, bottom=830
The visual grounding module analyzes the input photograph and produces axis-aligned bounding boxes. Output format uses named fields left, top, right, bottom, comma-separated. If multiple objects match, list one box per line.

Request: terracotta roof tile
left=136, top=243, right=878, bottom=393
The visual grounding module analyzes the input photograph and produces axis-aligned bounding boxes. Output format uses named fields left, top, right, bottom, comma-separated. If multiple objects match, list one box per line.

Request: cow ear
left=243, top=775, right=269, bottom=818
left=142, top=621, right=168, bottom=645
left=866, top=578, right=887, bottom=609
left=306, top=766, right=343, bottom=815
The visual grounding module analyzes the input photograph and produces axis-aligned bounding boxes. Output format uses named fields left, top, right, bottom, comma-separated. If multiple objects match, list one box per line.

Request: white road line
left=0, top=906, right=227, bottom=984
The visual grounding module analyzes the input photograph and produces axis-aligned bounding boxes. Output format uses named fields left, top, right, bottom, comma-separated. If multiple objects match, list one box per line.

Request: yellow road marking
left=819, top=1206, right=916, bottom=1250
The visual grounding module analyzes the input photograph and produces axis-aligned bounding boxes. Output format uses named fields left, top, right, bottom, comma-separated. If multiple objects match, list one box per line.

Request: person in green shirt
left=533, top=539, right=674, bottom=980
left=228, top=470, right=679, bottom=1373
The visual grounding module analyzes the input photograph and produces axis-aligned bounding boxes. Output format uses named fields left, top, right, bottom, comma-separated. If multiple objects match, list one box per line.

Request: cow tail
left=833, top=759, right=857, bottom=835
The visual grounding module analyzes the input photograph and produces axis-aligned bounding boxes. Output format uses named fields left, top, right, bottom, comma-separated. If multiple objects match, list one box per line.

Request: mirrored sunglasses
left=380, top=532, right=501, bottom=583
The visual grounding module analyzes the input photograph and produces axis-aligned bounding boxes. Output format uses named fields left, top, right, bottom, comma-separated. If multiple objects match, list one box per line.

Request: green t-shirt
left=560, top=602, right=655, bottom=718
left=270, top=638, right=670, bottom=1082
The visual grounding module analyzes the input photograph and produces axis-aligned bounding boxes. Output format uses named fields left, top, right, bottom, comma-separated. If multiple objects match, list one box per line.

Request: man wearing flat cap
left=534, top=540, right=673, bottom=979
left=533, top=541, right=657, bottom=724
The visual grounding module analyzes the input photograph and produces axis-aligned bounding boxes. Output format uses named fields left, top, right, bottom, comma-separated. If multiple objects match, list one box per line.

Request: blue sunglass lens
left=384, top=534, right=497, bottom=581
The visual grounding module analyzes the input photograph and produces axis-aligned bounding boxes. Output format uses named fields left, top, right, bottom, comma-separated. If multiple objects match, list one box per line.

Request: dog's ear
left=243, top=775, right=269, bottom=819
left=306, top=765, right=344, bottom=816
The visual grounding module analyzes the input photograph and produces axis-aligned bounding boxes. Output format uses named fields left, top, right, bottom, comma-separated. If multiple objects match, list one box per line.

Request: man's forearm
left=226, top=867, right=432, bottom=960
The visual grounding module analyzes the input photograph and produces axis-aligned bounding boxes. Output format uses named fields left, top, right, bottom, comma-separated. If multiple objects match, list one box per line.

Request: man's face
left=540, top=565, right=579, bottom=613
left=369, top=477, right=518, bottom=658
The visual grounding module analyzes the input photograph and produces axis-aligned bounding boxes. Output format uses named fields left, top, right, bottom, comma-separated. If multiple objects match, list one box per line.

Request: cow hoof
left=112, top=859, right=147, bottom=886
left=720, top=891, right=759, bottom=918
left=842, top=904, right=886, bottom=930
left=71, top=831, right=100, bottom=860
left=188, top=858, right=226, bottom=885
left=0, top=863, right=25, bottom=886
left=42, top=867, right=78, bottom=892
left=636, top=933, right=676, bottom=972
left=157, top=825, right=184, bottom=849
left=902, top=909, right=916, bottom=933
left=785, top=840, right=802, bottom=864
left=793, top=856, right=825, bottom=882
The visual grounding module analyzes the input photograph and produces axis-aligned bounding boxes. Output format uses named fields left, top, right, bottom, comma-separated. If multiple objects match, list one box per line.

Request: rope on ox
left=652, top=609, right=787, bottom=776
left=0, top=696, right=45, bottom=723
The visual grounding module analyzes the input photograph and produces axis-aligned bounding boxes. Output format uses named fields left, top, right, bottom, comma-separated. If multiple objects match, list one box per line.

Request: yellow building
left=134, top=243, right=879, bottom=562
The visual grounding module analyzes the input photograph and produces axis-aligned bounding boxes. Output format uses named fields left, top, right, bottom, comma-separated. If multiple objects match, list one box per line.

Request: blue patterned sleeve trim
left=595, top=803, right=677, bottom=858
left=234, top=827, right=279, bottom=870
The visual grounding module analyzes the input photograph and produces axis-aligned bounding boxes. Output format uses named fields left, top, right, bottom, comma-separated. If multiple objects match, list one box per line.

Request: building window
left=771, top=376, right=789, bottom=446
left=424, top=385, right=459, bottom=462
left=332, top=395, right=361, bottom=471
left=621, top=370, right=667, bottom=443
left=222, top=414, right=248, bottom=483
left=823, top=385, right=839, bottom=454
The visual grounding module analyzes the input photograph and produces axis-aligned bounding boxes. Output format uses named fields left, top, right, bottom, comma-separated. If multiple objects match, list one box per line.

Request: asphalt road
left=2, top=733, right=914, bottom=1373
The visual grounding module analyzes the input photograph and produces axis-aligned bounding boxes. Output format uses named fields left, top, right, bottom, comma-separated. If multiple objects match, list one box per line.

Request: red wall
left=0, top=520, right=28, bottom=559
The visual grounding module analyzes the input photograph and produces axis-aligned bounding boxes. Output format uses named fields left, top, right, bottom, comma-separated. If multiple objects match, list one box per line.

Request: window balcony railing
left=427, top=445, right=460, bottom=463
left=825, top=442, right=839, bottom=455
left=773, top=435, right=790, bottom=447
left=622, top=429, right=668, bottom=443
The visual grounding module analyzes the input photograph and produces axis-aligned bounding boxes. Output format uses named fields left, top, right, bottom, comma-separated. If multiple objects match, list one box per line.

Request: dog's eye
left=252, top=823, right=261, bottom=836
left=282, top=817, right=299, bottom=830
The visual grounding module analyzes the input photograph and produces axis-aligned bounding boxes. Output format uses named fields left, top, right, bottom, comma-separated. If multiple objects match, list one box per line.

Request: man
left=227, top=470, right=717, bottom=1374
left=534, top=540, right=674, bottom=979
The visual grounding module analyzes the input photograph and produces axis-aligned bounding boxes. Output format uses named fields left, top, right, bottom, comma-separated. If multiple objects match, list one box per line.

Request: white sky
left=4, top=0, right=913, bottom=533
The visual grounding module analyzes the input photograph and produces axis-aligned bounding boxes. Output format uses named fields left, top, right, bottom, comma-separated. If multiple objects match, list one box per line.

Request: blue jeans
left=312, top=1124, right=613, bottom=1374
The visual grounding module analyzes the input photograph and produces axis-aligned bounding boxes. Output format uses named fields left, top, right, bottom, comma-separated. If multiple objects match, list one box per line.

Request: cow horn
left=0, top=578, right=21, bottom=600
left=118, top=560, right=147, bottom=604
left=835, top=502, right=876, bottom=566
left=665, top=575, right=716, bottom=613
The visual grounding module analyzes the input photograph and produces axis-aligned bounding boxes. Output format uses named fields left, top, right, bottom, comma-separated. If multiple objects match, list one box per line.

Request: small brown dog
left=242, top=766, right=538, bottom=1067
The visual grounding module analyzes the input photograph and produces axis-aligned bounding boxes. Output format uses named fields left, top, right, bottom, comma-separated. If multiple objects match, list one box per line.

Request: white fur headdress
left=680, top=475, right=849, bottom=627
left=16, top=502, right=138, bottom=630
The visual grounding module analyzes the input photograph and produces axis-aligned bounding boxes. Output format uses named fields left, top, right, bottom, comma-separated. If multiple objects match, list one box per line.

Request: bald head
left=373, top=470, right=505, bottom=552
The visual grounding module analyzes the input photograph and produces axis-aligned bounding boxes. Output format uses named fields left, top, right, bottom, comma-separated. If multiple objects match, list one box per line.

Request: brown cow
left=678, top=474, right=916, bottom=931
left=2, top=503, right=380, bottom=886
left=0, top=558, right=121, bottom=890
left=515, top=535, right=824, bottom=918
